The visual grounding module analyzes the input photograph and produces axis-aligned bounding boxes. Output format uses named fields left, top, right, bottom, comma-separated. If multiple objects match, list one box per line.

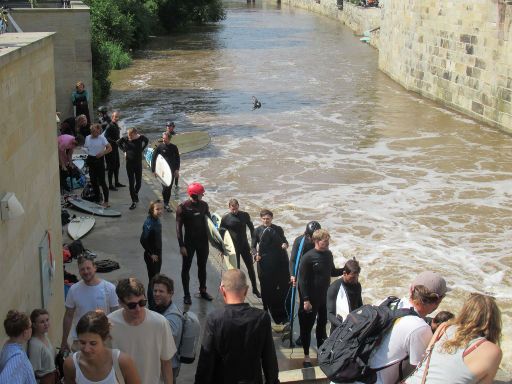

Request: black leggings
left=126, top=160, right=142, bottom=202
left=258, top=267, right=290, bottom=324
left=298, top=296, right=327, bottom=356
left=181, top=242, right=209, bottom=296
left=161, top=170, right=178, bottom=205
left=144, top=251, right=162, bottom=308
left=87, top=156, right=109, bottom=203
left=236, top=243, right=258, bottom=292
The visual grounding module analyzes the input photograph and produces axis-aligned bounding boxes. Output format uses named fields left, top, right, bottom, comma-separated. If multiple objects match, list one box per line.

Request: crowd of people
left=2, top=82, right=505, bottom=383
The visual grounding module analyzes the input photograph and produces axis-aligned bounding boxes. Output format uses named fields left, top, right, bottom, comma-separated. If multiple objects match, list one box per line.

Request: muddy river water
left=108, top=0, right=511, bottom=372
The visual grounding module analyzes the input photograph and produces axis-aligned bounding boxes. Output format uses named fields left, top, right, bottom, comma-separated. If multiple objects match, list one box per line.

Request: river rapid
left=108, top=0, right=512, bottom=372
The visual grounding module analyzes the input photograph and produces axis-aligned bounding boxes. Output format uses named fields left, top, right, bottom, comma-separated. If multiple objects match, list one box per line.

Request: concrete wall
left=379, top=0, right=512, bottom=132
left=281, top=0, right=381, bottom=47
left=0, top=32, right=64, bottom=343
left=11, top=4, right=93, bottom=122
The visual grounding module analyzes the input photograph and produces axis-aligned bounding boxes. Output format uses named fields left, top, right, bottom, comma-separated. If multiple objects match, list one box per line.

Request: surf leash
left=288, top=236, right=305, bottom=348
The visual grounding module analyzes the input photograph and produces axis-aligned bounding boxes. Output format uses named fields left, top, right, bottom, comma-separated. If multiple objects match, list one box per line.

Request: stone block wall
left=281, top=0, right=381, bottom=47
left=379, top=0, right=512, bottom=132
left=11, top=5, right=93, bottom=122
left=0, top=32, right=64, bottom=342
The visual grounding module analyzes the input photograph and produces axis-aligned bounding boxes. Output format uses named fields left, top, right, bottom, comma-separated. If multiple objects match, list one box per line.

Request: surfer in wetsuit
left=84, top=124, right=112, bottom=207
left=103, top=111, right=125, bottom=190
left=326, top=258, right=363, bottom=332
left=97, top=106, right=111, bottom=132
left=251, top=209, right=290, bottom=325
left=152, top=132, right=180, bottom=212
left=252, top=96, right=261, bottom=110
left=220, top=199, right=260, bottom=298
left=298, top=228, right=343, bottom=368
left=118, top=127, right=149, bottom=210
left=175, top=182, right=213, bottom=305
left=289, top=220, right=321, bottom=346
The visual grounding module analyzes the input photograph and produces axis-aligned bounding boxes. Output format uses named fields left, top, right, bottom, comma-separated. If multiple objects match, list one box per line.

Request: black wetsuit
left=298, top=248, right=343, bottom=355
left=140, top=215, right=162, bottom=307
left=326, top=278, right=363, bottom=330
left=195, top=303, right=279, bottom=384
left=118, top=135, right=148, bottom=203
left=220, top=211, right=258, bottom=292
left=103, top=121, right=121, bottom=186
left=99, top=114, right=111, bottom=132
left=289, top=234, right=315, bottom=278
left=252, top=224, right=290, bottom=324
left=152, top=142, right=180, bottom=206
left=72, top=90, right=90, bottom=128
left=176, top=199, right=210, bottom=297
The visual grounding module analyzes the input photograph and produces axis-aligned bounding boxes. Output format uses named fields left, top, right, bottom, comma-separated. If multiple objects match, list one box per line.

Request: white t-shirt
left=28, top=336, right=55, bottom=378
left=108, top=308, right=176, bottom=384
left=365, top=297, right=433, bottom=384
left=65, top=280, right=118, bottom=339
left=85, top=135, right=108, bottom=156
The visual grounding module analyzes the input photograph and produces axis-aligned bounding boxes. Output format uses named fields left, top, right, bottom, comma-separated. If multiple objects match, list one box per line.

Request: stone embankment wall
left=11, top=4, right=93, bottom=120
left=0, top=32, right=64, bottom=343
left=281, top=0, right=381, bottom=47
left=379, top=0, right=512, bottom=132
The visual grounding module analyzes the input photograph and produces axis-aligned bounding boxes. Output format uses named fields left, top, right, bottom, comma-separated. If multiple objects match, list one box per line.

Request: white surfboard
left=222, top=230, right=237, bottom=270
left=206, top=216, right=225, bottom=254
left=67, top=216, right=95, bottom=240
left=211, top=212, right=222, bottom=229
left=155, top=154, right=173, bottom=187
left=72, top=159, right=85, bottom=171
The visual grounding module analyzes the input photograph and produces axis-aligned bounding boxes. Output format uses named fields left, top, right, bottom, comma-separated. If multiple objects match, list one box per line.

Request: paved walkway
left=63, top=161, right=314, bottom=383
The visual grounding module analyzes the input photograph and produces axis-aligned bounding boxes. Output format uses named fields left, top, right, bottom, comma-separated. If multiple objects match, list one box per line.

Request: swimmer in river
left=252, top=96, right=261, bottom=110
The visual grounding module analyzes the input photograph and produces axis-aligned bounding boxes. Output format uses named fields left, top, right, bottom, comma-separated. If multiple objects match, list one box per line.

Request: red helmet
left=187, top=182, right=205, bottom=197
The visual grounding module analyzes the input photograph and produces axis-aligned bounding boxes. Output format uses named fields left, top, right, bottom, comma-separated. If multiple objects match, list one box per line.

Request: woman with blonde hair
left=405, top=292, right=502, bottom=384
left=63, top=311, right=140, bottom=384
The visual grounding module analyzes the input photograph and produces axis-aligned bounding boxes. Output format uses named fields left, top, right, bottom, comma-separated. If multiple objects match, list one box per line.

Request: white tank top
left=72, top=349, right=121, bottom=384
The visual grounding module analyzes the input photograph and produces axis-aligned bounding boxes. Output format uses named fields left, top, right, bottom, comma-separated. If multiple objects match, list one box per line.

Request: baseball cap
left=412, top=271, right=450, bottom=297
left=166, top=121, right=175, bottom=127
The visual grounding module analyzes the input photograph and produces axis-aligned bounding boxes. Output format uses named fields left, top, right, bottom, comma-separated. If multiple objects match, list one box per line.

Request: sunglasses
left=123, top=299, right=147, bottom=309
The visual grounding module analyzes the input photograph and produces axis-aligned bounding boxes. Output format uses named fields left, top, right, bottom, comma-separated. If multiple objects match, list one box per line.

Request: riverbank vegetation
left=85, top=0, right=226, bottom=103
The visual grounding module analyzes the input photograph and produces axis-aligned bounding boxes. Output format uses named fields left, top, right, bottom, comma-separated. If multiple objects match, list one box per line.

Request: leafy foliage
left=86, top=0, right=226, bottom=103
left=157, top=0, right=226, bottom=32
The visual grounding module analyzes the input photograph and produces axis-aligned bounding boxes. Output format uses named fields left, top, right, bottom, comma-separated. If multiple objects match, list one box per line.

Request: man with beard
left=103, top=111, right=125, bottom=190
left=326, top=258, right=363, bottom=332
left=60, top=256, right=118, bottom=352
left=297, top=229, right=343, bottom=368
left=151, top=274, right=184, bottom=382
left=251, top=209, right=290, bottom=326
left=176, top=182, right=213, bottom=305
left=220, top=199, right=260, bottom=297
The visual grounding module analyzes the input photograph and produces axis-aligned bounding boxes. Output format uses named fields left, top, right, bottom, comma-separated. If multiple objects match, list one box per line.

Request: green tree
left=157, top=0, right=226, bottom=31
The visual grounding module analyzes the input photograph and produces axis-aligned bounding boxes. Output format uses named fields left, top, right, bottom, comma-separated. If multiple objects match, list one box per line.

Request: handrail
left=7, top=12, right=23, bottom=32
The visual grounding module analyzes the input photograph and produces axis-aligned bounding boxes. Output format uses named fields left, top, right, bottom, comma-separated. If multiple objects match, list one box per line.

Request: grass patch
left=102, top=41, right=132, bottom=70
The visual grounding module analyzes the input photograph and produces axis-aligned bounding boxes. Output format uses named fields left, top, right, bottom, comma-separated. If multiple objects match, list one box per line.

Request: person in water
left=220, top=198, right=260, bottom=298
left=252, top=209, right=290, bottom=326
left=176, top=182, right=213, bottom=305
left=297, top=229, right=343, bottom=368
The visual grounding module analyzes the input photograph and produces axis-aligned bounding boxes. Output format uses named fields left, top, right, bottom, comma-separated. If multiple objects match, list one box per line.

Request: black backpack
left=318, top=296, right=419, bottom=383
left=95, top=259, right=120, bottom=273
left=81, top=182, right=102, bottom=202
